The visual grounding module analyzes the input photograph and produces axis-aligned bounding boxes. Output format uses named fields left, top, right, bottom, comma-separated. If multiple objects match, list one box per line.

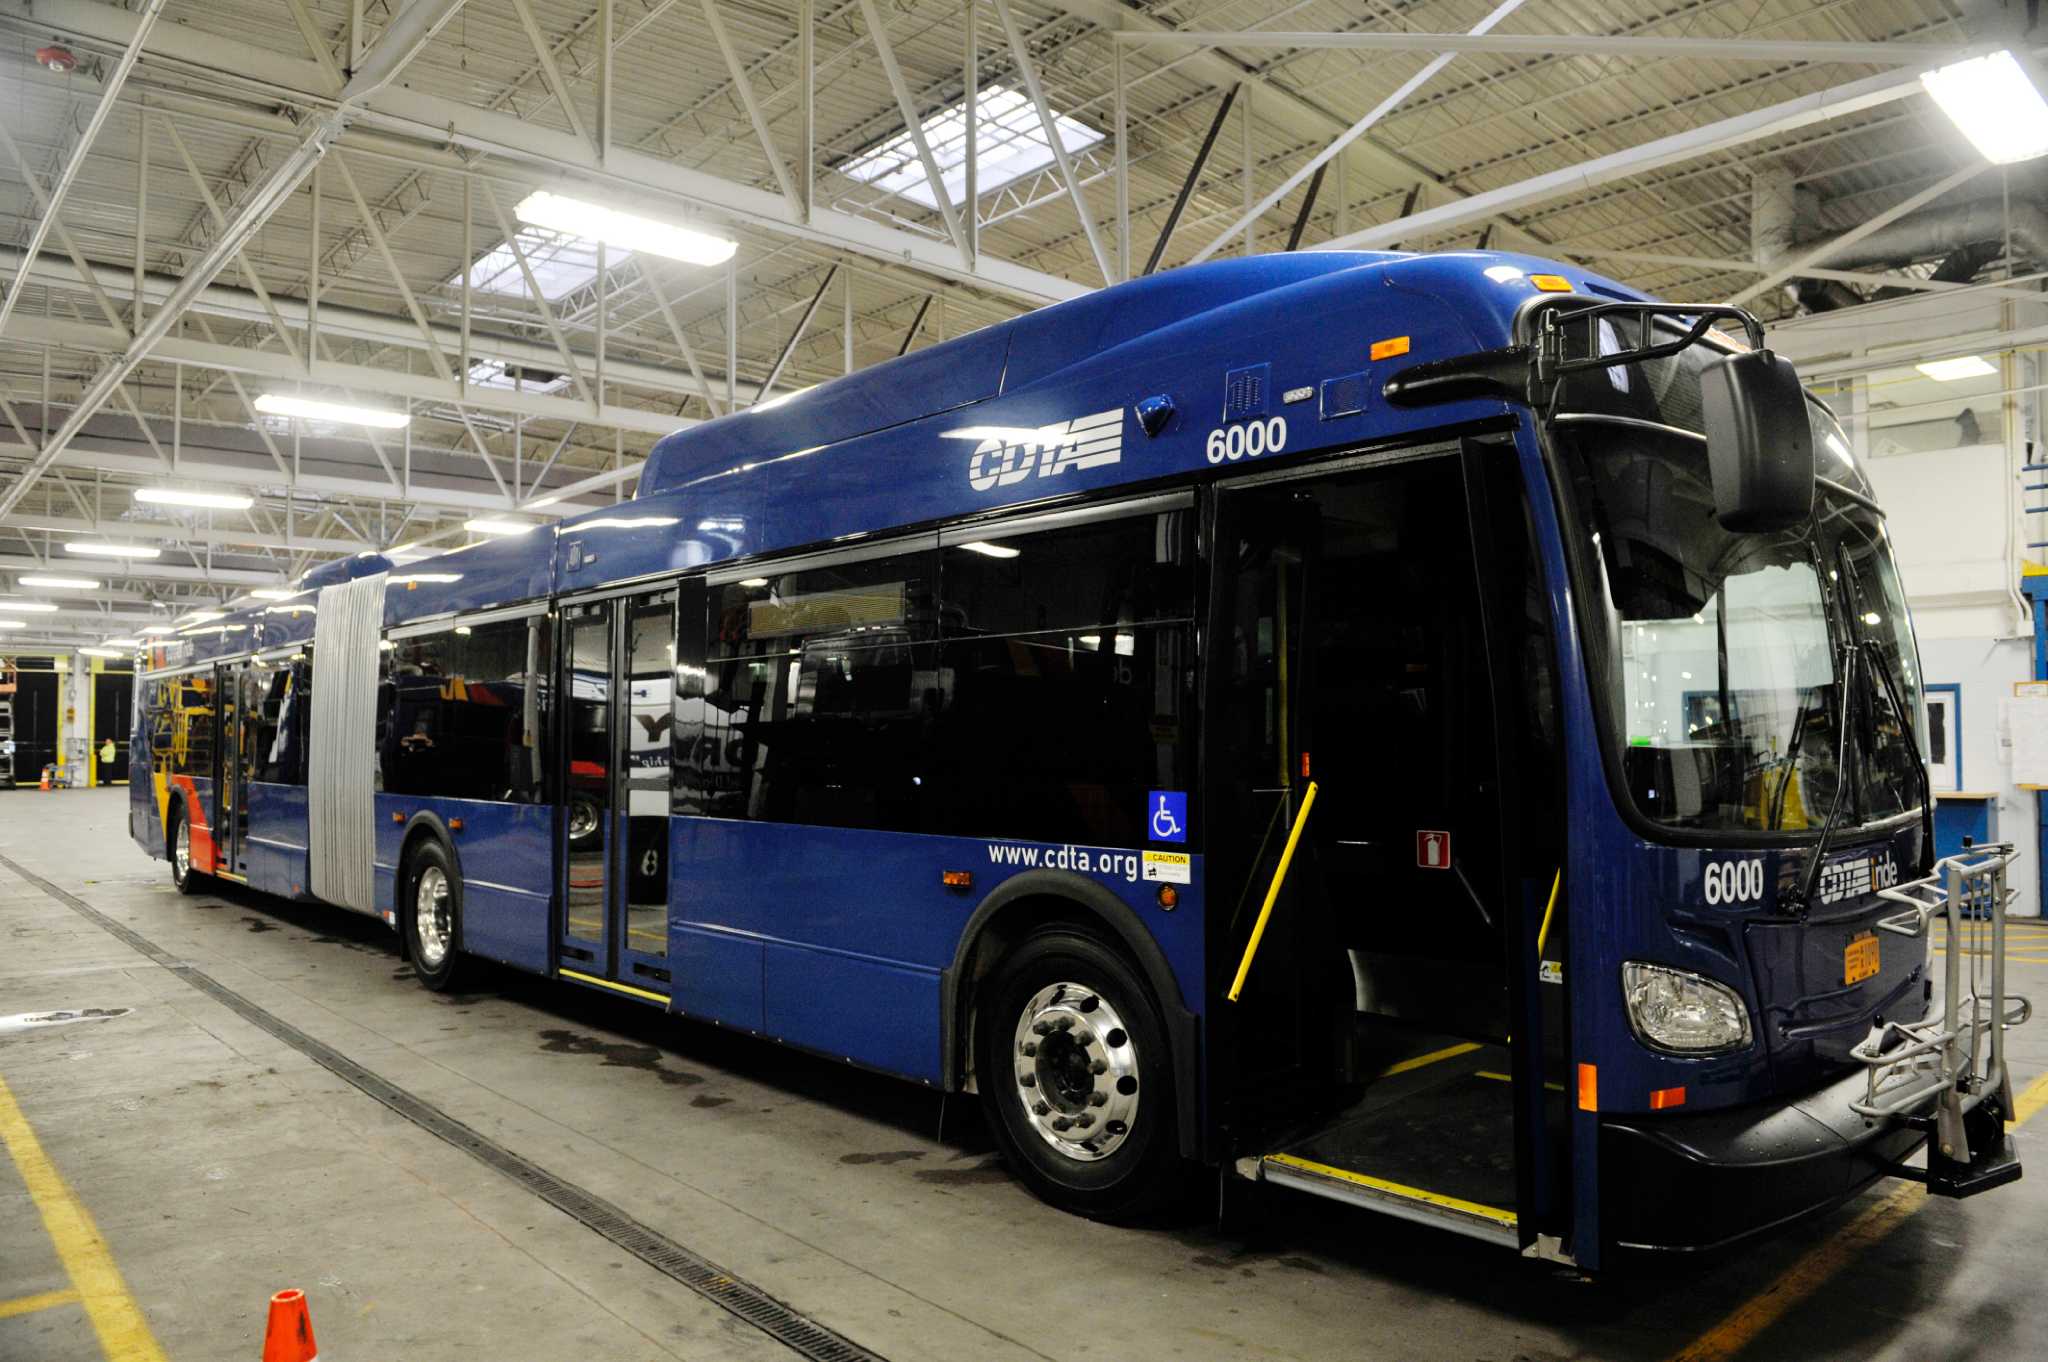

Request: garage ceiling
left=0, top=0, right=2011, bottom=643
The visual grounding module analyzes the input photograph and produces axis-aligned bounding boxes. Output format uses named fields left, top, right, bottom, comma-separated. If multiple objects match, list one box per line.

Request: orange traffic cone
left=261, top=1288, right=318, bottom=1362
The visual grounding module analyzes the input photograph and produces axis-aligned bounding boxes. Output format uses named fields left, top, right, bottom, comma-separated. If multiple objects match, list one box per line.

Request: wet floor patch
left=538, top=1028, right=707, bottom=1087
left=0, top=1006, right=133, bottom=1035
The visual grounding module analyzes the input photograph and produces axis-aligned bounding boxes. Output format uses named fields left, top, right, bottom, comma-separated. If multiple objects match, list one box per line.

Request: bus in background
left=129, top=251, right=2029, bottom=1271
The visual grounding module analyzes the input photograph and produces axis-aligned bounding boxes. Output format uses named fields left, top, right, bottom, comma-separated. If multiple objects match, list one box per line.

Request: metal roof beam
left=1316, top=63, right=1937, bottom=254
left=1112, top=31, right=1971, bottom=66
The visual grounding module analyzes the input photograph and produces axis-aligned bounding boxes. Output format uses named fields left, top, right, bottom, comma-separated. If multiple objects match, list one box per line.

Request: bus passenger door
left=213, top=663, right=242, bottom=878
left=556, top=589, right=676, bottom=998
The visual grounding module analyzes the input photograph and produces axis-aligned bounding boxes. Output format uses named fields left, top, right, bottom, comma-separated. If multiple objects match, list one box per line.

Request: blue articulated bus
left=130, top=250, right=2031, bottom=1270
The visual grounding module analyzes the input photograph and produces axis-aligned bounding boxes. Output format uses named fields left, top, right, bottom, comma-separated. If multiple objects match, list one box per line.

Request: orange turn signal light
left=1156, top=885, right=1179, bottom=910
left=391, top=811, right=404, bottom=823
left=1649, top=1085, right=1687, bottom=1110
left=1577, top=1063, right=1598, bottom=1112
left=1370, top=335, right=1411, bottom=361
left=942, top=870, right=973, bottom=889
left=1530, top=274, right=1573, bottom=292
left=448, top=817, right=464, bottom=832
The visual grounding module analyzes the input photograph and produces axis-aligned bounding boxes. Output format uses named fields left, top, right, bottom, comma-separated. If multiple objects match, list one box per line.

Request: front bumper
left=1599, top=1061, right=1926, bottom=1254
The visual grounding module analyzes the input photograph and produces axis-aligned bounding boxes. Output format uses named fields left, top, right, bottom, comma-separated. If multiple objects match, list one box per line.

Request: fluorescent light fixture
left=464, top=518, right=535, bottom=536
left=135, top=487, right=254, bottom=511
left=65, top=541, right=161, bottom=559
left=958, top=541, right=1020, bottom=559
left=738, top=577, right=770, bottom=589
left=0, top=620, right=23, bottom=630
left=1915, top=355, right=1999, bottom=382
left=840, top=84, right=1105, bottom=211
left=17, top=574, right=98, bottom=589
left=514, top=191, right=737, bottom=267
left=1921, top=51, right=2048, bottom=165
left=80, top=647, right=126, bottom=658
left=0, top=601, right=58, bottom=613
left=252, top=393, right=410, bottom=429
left=103, top=638, right=141, bottom=648
left=250, top=589, right=303, bottom=601
left=138, top=625, right=175, bottom=635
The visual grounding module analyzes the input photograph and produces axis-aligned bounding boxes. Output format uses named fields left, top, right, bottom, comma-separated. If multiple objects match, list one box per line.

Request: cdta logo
left=964, top=409, right=1124, bottom=491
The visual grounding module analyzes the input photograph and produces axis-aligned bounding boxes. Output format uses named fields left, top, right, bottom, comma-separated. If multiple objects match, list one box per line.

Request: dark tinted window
left=377, top=616, right=551, bottom=802
left=683, top=547, right=938, bottom=826
left=255, top=658, right=311, bottom=784
left=676, top=510, right=1195, bottom=847
left=943, top=513, right=1191, bottom=638
left=710, top=550, right=936, bottom=661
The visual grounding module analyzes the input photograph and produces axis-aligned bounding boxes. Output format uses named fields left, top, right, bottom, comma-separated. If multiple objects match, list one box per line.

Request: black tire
left=977, top=927, right=1190, bottom=1221
left=167, top=800, right=205, bottom=896
left=402, top=839, right=470, bottom=992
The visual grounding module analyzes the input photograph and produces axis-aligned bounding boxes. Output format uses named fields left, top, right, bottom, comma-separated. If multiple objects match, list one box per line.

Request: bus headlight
left=1622, top=962, right=1753, bottom=1053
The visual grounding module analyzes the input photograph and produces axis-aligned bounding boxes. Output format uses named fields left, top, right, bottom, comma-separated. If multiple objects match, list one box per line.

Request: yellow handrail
left=1226, top=781, right=1319, bottom=1003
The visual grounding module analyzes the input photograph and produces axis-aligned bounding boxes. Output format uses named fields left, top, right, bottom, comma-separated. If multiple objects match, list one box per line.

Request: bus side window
left=931, top=508, right=1194, bottom=847
left=380, top=618, right=550, bottom=805
left=687, top=546, right=936, bottom=829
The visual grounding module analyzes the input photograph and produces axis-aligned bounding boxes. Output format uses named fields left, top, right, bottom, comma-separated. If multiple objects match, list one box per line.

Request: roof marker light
left=1369, top=336, right=1411, bottom=362
left=1529, top=274, right=1573, bottom=292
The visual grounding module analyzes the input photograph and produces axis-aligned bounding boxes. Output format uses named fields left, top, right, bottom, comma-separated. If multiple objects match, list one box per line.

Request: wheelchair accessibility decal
left=1149, top=791, right=1187, bottom=844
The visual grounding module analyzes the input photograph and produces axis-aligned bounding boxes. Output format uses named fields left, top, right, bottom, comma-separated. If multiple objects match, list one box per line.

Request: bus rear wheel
left=977, top=927, right=1187, bottom=1222
left=403, top=840, right=470, bottom=992
left=168, top=802, right=204, bottom=896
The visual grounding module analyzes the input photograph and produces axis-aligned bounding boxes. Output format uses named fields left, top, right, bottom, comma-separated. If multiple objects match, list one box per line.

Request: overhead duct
left=1794, top=196, right=2048, bottom=274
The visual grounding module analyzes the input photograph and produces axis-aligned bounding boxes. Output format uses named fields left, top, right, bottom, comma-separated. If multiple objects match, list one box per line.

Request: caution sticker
left=1142, top=850, right=1191, bottom=884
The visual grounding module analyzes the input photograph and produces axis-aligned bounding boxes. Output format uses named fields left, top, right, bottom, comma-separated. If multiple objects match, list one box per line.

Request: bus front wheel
left=977, top=927, right=1187, bottom=1222
left=403, top=840, right=470, bottom=992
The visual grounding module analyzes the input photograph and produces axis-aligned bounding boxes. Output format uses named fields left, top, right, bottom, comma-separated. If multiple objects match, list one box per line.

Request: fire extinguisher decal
left=1416, top=829, right=1451, bottom=870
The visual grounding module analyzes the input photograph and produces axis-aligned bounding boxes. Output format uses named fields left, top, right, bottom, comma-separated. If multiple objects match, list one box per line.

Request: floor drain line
left=0, top=853, right=889, bottom=1362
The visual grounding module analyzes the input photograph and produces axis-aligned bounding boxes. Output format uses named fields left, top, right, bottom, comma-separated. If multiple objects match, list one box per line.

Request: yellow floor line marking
left=0, top=1288, right=81, bottom=1320
left=1377, top=1041, right=1481, bottom=1078
left=1474, top=1070, right=1566, bottom=1092
left=1264, top=1153, right=1518, bottom=1228
left=1665, top=1066, right=2048, bottom=1362
left=0, top=1074, right=167, bottom=1361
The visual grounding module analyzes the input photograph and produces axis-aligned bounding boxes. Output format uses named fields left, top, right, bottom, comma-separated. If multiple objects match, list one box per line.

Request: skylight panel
left=839, top=84, right=1104, bottom=210
left=457, top=226, right=630, bottom=301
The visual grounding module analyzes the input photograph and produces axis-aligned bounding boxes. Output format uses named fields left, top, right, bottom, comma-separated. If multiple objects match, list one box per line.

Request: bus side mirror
left=1701, top=348, right=1814, bottom=533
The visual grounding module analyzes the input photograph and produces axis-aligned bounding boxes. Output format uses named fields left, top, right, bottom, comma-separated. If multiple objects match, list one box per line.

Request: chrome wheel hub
left=173, top=819, right=190, bottom=881
left=414, top=865, right=452, bottom=969
left=567, top=798, right=598, bottom=842
left=1011, top=981, right=1140, bottom=1162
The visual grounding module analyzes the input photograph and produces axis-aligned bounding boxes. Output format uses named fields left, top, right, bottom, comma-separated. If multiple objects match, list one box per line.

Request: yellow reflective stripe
left=558, top=968, right=669, bottom=1004
left=1264, top=1153, right=1518, bottom=1228
left=1377, top=1041, right=1481, bottom=1078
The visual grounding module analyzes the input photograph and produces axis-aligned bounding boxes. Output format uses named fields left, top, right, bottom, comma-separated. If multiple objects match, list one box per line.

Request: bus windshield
left=1548, top=333, right=1923, bottom=837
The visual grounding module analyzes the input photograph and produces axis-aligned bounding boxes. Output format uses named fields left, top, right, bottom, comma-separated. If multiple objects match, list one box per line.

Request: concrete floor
left=4, top=788, right=2048, bottom=1362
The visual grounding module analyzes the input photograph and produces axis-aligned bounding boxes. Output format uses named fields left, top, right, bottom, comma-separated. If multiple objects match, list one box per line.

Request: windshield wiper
left=1862, top=638, right=1936, bottom=876
left=1791, top=641, right=1858, bottom=915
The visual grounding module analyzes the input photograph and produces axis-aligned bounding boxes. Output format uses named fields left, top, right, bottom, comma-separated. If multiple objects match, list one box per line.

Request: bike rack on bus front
left=1861, top=842, right=2031, bottom=1195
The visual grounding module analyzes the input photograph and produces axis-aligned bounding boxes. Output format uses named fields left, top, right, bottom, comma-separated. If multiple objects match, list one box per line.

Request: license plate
left=1845, top=933, right=1880, bottom=985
